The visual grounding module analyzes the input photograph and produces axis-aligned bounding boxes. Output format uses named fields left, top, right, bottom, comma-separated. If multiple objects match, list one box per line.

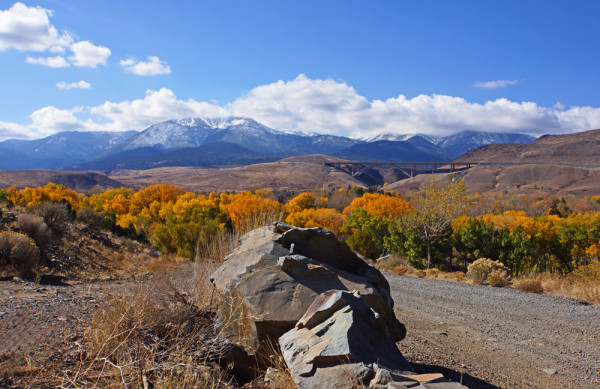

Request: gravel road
left=386, top=274, right=600, bottom=388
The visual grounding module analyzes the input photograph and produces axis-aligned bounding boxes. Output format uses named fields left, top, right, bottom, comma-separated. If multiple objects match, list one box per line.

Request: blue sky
left=1, top=0, right=600, bottom=140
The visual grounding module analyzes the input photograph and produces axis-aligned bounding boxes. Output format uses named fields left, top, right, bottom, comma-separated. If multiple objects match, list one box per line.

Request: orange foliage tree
left=285, top=208, right=346, bottom=236
left=10, top=183, right=83, bottom=210
left=343, top=193, right=411, bottom=220
left=222, top=192, right=283, bottom=234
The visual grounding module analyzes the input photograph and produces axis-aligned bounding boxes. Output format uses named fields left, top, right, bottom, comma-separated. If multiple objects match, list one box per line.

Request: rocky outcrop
left=211, top=222, right=465, bottom=388
left=210, top=222, right=405, bottom=354
left=279, top=289, right=467, bottom=389
left=279, top=290, right=413, bottom=388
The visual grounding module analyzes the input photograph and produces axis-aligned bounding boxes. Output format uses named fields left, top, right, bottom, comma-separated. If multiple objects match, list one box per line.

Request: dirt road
left=387, top=274, right=600, bottom=389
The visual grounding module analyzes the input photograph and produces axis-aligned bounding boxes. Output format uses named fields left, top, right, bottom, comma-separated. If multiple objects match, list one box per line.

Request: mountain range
left=0, top=117, right=536, bottom=171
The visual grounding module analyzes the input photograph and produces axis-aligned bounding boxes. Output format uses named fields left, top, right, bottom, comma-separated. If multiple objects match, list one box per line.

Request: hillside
left=387, top=129, right=600, bottom=196
left=0, top=170, right=125, bottom=193
left=456, top=128, right=600, bottom=164
left=108, top=156, right=377, bottom=192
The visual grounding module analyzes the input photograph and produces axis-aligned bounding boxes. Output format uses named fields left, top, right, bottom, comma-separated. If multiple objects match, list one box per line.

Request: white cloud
left=554, top=102, right=565, bottom=110
left=90, top=88, right=227, bottom=130
left=0, top=2, right=70, bottom=52
left=2, top=75, right=600, bottom=141
left=120, top=56, right=171, bottom=76
left=0, top=120, right=36, bottom=139
left=68, top=40, right=111, bottom=68
left=56, top=80, right=91, bottom=90
left=1, top=3, right=112, bottom=69
left=473, top=79, right=518, bottom=89
left=25, top=55, right=69, bottom=68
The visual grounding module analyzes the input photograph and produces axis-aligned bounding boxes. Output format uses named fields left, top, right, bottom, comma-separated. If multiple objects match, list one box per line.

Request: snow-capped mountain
left=0, top=130, right=138, bottom=169
left=0, top=117, right=537, bottom=170
left=436, top=131, right=536, bottom=157
left=115, top=117, right=360, bottom=155
left=363, top=131, right=535, bottom=157
left=362, top=133, right=440, bottom=144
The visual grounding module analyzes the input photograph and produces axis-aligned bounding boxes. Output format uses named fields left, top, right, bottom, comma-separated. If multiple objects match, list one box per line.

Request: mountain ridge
left=0, top=117, right=538, bottom=171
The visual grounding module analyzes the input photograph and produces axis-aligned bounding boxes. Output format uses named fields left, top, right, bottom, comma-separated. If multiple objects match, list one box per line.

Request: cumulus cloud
left=56, top=80, right=91, bottom=90
left=120, top=56, right=171, bottom=76
left=68, top=41, right=111, bottom=68
left=473, top=79, right=519, bottom=89
left=90, top=88, right=227, bottom=130
left=0, top=2, right=70, bottom=52
left=25, top=55, right=69, bottom=68
left=0, top=120, right=36, bottom=139
left=0, top=3, right=111, bottom=68
left=2, top=75, right=600, bottom=141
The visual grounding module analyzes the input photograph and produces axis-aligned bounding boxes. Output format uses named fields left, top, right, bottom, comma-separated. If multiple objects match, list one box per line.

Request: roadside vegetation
left=1, top=181, right=600, bottom=304
left=1, top=180, right=600, bottom=387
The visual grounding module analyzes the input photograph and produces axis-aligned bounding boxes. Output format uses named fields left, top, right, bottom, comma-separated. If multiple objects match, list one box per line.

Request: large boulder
left=280, top=290, right=467, bottom=389
left=279, top=290, right=413, bottom=389
left=210, top=222, right=405, bottom=355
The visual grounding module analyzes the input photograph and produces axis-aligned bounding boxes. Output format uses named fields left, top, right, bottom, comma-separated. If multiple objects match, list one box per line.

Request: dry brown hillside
left=0, top=170, right=125, bottom=193
left=108, top=155, right=374, bottom=192
left=457, top=128, right=600, bottom=164
left=387, top=129, right=600, bottom=196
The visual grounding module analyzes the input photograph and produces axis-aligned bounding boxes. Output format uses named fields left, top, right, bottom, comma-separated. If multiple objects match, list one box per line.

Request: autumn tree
left=285, top=208, right=346, bottom=236
left=285, top=192, right=316, bottom=214
left=223, top=192, right=283, bottom=233
left=342, top=193, right=412, bottom=259
left=389, top=179, right=469, bottom=268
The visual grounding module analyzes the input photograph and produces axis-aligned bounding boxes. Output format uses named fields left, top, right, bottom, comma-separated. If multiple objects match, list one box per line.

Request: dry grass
left=513, top=278, right=543, bottom=294
left=196, top=229, right=240, bottom=263
left=533, top=270, right=600, bottom=304
left=425, top=268, right=440, bottom=278
left=63, top=261, right=232, bottom=388
left=444, top=271, right=467, bottom=281
left=375, top=255, right=410, bottom=273
left=415, top=270, right=426, bottom=278
left=390, top=265, right=408, bottom=275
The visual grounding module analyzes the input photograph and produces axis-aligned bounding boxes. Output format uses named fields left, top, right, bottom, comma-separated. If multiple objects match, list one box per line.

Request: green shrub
left=0, top=231, right=40, bottom=274
left=467, top=257, right=509, bottom=285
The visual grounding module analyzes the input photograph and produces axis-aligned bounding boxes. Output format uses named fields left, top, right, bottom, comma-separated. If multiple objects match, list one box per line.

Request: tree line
left=2, top=181, right=600, bottom=277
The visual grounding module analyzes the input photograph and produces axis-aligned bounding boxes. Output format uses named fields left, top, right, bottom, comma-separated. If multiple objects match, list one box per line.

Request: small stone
left=542, top=368, right=556, bottom=375
left=431, top=331, right=448, bottom=336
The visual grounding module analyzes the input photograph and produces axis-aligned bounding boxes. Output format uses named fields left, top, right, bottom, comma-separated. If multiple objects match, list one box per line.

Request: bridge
left=323, top=160, right=600, bottom=177
left=323, top=161, right=479, bottom=177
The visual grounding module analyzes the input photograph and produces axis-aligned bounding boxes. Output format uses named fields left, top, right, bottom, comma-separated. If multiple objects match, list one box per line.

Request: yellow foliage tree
left=224, top=193, right=283, bottom=233
left=285, top=192, right=316, bottom=214
left=285, top=208, right=346, bottom=236
left=12, top=183, right=83, bottom=209
left=343, top=193, right=411, bottom=220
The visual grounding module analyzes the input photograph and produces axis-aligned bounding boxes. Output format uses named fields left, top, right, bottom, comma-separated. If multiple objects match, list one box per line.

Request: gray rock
left=279, top=290, right=413, bottom=389
left=211, top=223, right=405, bottom=354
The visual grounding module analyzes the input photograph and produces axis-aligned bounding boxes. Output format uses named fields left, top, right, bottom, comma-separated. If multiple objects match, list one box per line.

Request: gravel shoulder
left=0, top=277, right=144, bottom=388
left=387, top=274, right=600, bottom=388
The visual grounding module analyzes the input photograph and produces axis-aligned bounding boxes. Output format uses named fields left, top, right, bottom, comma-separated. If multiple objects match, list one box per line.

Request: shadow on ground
left=411, top=362, right=499, bottom=389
